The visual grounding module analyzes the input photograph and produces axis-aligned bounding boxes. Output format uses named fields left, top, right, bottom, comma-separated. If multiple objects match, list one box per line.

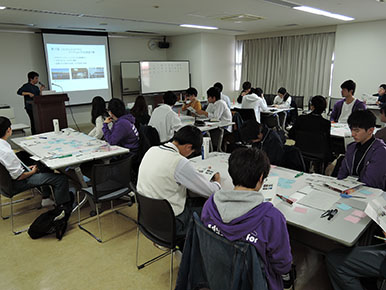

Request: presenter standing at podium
left=17, top=71, right=45, bottom=134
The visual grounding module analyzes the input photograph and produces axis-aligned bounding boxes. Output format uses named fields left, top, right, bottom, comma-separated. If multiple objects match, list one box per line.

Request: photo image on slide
left=51, top=68, right=70, bottom=80
left=89, top=67, right=105, bottom=78
left=71, top=68, right=89, bottom=79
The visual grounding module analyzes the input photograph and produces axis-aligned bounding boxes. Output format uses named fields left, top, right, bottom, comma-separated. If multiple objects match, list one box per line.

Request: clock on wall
left=148, top=39, right=158, bottom=50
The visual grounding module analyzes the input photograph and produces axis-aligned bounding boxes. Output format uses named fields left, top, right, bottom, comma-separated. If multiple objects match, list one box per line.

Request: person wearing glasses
left=137, top=125, right=221, bottom=237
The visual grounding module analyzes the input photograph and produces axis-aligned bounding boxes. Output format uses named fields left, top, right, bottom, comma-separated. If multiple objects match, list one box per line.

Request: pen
left=294, top=172, right=304, bottom=178
left=276, top=194, right=294, bottom=205
left=374, top=235, right=386, bottom=241
left=58, top=154, right=72, bottom=159
left=39, top=136, right=47, bottom=139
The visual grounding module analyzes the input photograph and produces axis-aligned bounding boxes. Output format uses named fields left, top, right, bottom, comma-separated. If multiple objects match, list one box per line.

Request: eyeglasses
left=320, top=209, right=338, bottom=220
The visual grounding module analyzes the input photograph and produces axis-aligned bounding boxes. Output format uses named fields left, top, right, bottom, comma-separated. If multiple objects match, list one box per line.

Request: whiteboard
left=120, top=61, right=140, bottom=94
left=140, top=61, right=190, bottom=94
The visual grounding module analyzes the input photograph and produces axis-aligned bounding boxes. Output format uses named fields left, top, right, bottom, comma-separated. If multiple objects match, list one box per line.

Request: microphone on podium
left=52, top=82, right=64, bottom=92
left=38, top=81, right=45, bottom=87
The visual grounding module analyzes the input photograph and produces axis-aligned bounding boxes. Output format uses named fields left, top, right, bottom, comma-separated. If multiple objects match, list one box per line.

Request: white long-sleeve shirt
left=149, top=104, right=182, bottom=142
left=241, top=93, right=268, bottom=123
left=206, top=99, right=232, bottom=132
left=0, top=139, right=24, bottom=180
left=88, top=115, right=105, bottom=139
left=274, top=95, right=292, bottom=108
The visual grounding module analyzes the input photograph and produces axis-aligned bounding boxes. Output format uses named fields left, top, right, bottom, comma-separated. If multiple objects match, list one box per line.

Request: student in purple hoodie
left=201, top=147, right=293, bottom=290
left=103, top=98, right=139, bottom=152
left=337, top=109, right=386, bottom=190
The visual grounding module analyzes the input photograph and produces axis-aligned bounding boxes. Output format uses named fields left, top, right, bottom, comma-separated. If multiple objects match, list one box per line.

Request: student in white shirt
left=274, top=87, right=292, bottom=108
left=241, top=87, right=268, bottom=123
left=213, top=82, right=231, bottom=108
left=196, top=87, right=232, bottom=132
left=88, top=96, right=107, bottom=139
left=0, top=117, right=73, bottom=212
left=137, top=125, right=221, bottom=237
left=330, top=80, right=366, bottom=123
left=149, top=91, right=182, bottom=143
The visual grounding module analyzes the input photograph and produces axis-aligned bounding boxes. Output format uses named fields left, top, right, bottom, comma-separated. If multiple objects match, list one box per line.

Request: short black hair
left=278, top=87, right=287, bottom=95
left=310, top=95, right=327, bottom=115
left=242, top=81, right=252, bottom=91
left=173, top=125, right=203, bottom=153
left=207, top=87, right=221, bottom=101
left=186, top=87, right=198, bottom=97
left=348, top=110, right=376, bottom=131
left=108, top=98, right=126, bottom=118
left=341, top=80, right=356, bottom=95
left=380, top=84, right=386, bottom=90
left=251, top=87, right=263, bottom=97
left=27, top=71, right=39, bottom=81
left=213, top=82, right=223, bottom=92
left=228, top=147, right=270, bottom=188
left=163, top=91, right=177, bottom=106
left=0, top=116, right=11, bottom=138
left=380, top=103, right=386, bottom=115
left=239, top=120, right=263, bottom=143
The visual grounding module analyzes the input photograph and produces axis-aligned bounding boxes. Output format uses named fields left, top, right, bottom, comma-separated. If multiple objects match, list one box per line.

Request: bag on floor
left=28, top=207, right=70, bottom=240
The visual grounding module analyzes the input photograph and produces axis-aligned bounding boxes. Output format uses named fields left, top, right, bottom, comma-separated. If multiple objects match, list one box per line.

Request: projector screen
left=140, top=61, right=190, bottom=94
left=42, top=32, right=112, bottom=105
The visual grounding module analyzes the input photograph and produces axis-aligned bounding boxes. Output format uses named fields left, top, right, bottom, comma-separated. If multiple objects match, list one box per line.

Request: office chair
left=132, top=184, right=179, bottom=290
left=77, top=156, right=135, bottom=242
left=0, top=163, right=40, bottom=234
left=232, top=108, right=256, bottom=122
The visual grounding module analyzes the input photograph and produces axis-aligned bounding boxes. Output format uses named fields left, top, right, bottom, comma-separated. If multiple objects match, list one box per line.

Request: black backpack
left=28, top=207, right=70, bottom=240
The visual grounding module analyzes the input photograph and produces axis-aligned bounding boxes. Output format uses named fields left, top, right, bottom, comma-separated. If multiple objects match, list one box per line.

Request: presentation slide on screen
left=42, top=33, right=112, bottom=105
left=46, top=44, right=108, bottom=91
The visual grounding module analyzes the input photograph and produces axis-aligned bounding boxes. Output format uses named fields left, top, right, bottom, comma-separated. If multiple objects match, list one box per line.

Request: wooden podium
left=32, top=94, right=69, bottom=133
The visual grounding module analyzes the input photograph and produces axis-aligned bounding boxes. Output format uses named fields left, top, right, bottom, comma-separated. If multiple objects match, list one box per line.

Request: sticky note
left=344, top=215, right=360, bottom=224
left=278, top=178, right=296, bottom=188
left=352, top=210, right=367, bottom=218
left=269, top=172, right=279, bottom=177
left=294, top=207, right=307, bottom=214
left=337, top=203, right=352, bottom=211
left=359, top=189, right=372, bottom=195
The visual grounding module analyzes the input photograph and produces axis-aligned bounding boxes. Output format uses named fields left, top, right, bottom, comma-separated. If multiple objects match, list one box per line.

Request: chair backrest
left=294, top=130, right=330, bottom=160
left=282, top=145, right=307, bottom=172
left=175, top=212, right=268, bottom=290
left=0, top=163, right=13, bottom=198
left=264, top=94, right=275, bottom=105
left=232, top=108, right=256, bottom=122
left=134, top=189, right=176, bottom=249
left=261, top=114, right=280, bottom=130
left=91, top=156, right=133, bottom=201
left=292, top=96, right=304, bottom=109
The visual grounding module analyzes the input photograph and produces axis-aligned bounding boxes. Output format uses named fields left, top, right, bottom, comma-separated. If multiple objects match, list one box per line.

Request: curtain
left=240, top=32, right=335, bottom=102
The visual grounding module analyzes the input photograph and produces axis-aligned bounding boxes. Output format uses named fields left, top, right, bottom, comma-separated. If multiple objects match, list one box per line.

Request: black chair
left=292, top=96, right=304, bottom=111
left=175, top=212, right=269, bottom=290
left=282, top=145, right=307, bottom=172
left=264, top=94, right=275, bottom=105
left=77, top=156, right=134, bottom=242
left=294, top=131, right=331, bottom=173
left=232, top=108, right=256, bottom=122
left=261, top=113, right=281, bottom=130
left=0, top=163, right=39, bottom=234
left=132, top=184, right=178, bottom=290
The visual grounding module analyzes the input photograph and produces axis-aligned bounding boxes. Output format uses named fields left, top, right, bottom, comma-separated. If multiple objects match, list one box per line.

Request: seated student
left=201, top=147, right=292, bottom=290
left=241, top=87, right=268, bottom=123
left=103, top=98, right=139, bottom=152
left=289, top=95, right=332, bottom=161
left=330, top=80, right=366, bottom=123
left=130, top=95, right=150, bottom=129
left=182, top=87, right=202, bottom=113
left=337, top=110, right=386, bottom=190
left=149, top=91, right=182, bottom=143
left=274, top=87, right=292, bottom=108
left=375, top=84, right=386, bottom=106
left=239, top=120, right=284, bottom=166
left=88, top=96, right=108, bottom=139
left=0, top=117, right=73, bottom=212
left=213, top=82, right=231, bottom=108
left=326, top=241, right=386, bottom=290
left=237, top=81, right=252, bottom=104
left=196, top=87, right=232, bottom=132
left=137, top=125, right=221, bottom=237
left=375, top=103, right=386, bottom=143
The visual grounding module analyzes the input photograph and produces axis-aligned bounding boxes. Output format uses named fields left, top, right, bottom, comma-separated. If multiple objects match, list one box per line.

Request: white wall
left=0, top=30, right=167, bottom=128
left=167, top=33, right=235, bottom=100
left=331, top=20, right=386, bottom=99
